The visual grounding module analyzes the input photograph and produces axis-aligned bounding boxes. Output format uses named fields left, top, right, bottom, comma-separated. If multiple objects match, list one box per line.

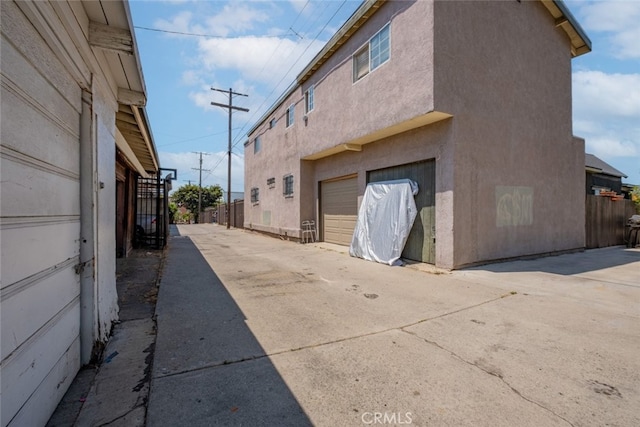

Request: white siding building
left=0, top=1, right=159, bottom=425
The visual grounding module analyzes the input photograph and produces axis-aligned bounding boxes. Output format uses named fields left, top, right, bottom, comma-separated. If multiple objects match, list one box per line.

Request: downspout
left=79, top=87, right=97, bottom=364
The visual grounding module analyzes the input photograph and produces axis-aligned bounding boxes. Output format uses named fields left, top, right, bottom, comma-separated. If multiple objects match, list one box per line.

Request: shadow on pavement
left=467, top=247, right=640, bottom=276
left=148, top=235, right=311, bottom=426
left=169, top=223, right=181, bottom=237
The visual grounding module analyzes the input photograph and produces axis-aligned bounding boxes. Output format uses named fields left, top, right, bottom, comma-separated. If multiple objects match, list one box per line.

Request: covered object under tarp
left=349, top=179, right=419, bottom=265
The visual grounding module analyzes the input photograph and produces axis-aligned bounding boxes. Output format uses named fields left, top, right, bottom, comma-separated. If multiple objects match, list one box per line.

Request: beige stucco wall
left=245, top=0, right=437, bottom=237
left=298, top=0, right=435, bottom=157
left=246, top=0, right=585, bottom=268
left=434, top=0, right=585, bottom=267
left=311, top=120, right=455, bottom=266
left=244, top=96, right=305, bottom=237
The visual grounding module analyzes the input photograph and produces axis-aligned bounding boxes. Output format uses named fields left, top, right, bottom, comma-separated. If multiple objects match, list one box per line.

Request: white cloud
left=195, top=35, right=324, bottom=100
left=584, top=137, right=638, bottom=159
left=154, top=2, right=272, bottom=38
left=178, top=34, right=325, bottom=134
left=181, top=70, right=205, bottom=86
left=156, top=3, right=326, bottom=119
left=573, top=71, right=640, bottom=119
left=204, top=3, right=270, bottom=37
left=289, top=0, right=309, bottom=14
left=188, top=87, right=216, bottom=111
left=154, top=11, right=205, bottom=37
left=573, top=70, right=640, bottom=172
left=187, top=79, right=259, bottom=124
left=576, top=1, right=640, bottom=59
left=613, top=26, right=640, bottom=60
left=160, top=150, right=245, bottom=191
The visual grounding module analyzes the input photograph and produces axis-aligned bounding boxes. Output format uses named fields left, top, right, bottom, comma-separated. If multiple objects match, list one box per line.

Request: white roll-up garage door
left=321, top=176, right=358, bottom=246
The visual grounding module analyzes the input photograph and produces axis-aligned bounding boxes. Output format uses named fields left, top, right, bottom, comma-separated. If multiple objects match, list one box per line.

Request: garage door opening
left=320, top=176, right=358, bottom=246
left=368, top=159, right=436, bottom=264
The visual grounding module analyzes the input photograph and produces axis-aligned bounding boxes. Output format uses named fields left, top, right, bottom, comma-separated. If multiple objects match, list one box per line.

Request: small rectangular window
left=251, top=187, right=259, bottom=204
left=286, top=104, right=295, bottom=127
left=267, top=177, right=275, bottom=188
left=269, top=118, right=276, bottom=129
left=370, top=24, right=390, bottom=70
left=353, top=23, right=390, bottom=82
left=305, top=86, right=314, bottom=114
left=353, top=46, right=369, bottom=82
left=283, top=174, right=294, bottom=197
left=254, top=136, right=261, bottom=154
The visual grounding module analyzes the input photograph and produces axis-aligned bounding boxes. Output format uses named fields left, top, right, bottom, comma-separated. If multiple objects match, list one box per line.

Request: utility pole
left=211, top=87, right=249, bottom=229
left=191, top=152, right=210, bottom=223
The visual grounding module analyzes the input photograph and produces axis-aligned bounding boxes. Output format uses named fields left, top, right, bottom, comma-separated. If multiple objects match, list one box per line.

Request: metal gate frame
left=134, top=168, right=176, bottom=249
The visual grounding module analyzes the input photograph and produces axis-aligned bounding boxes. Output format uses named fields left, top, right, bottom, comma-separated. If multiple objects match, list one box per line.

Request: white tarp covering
left=349, top=179, right=419, bottom=266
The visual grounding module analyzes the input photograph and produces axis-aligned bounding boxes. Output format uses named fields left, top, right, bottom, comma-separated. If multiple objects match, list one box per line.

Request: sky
left=129, top=0, right=640, bottom=193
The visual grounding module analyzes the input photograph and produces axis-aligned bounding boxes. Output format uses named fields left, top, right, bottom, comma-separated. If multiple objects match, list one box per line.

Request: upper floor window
left=267, top=177, right=276, bottom=188
left=283, top=174, right=294, bottom=197
left=305, top=86, right=314, bottom=114
left=353, top=23, right=390, bottom=82
left=254, top=136, right=261, bottom=154
left=251, top=187, right=259, bottom=204
left=286, top=104, right=295, bottom=127
left=269, top=118, right=276, bottom=129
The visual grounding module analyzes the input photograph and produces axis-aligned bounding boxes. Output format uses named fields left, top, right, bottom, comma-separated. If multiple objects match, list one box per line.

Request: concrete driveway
left=148, top=224, right=640, bottom=426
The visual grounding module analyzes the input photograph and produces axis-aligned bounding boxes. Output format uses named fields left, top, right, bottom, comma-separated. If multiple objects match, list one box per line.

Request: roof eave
left=543, top=0, right=592, bottom=57
left=97, top=0, right=159, bottom=173
left=297, top=0, right=386, bottom=84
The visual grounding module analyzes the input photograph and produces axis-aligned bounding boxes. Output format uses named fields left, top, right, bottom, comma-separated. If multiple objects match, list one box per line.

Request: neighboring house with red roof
left=585, top=153, right=628, bottom=196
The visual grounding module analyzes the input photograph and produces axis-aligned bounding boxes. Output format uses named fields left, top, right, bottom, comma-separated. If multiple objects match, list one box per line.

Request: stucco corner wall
left=244, top=108, right=305, bottom=236
left=431, top=0, right=585, bottom=268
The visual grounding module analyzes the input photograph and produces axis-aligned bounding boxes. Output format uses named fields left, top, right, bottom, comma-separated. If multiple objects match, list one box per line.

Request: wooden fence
left=199, top=207, right=216, bottom=224
left=214, top=200, right=245, bottom=229
left=585, top=195, right=636, bottom=248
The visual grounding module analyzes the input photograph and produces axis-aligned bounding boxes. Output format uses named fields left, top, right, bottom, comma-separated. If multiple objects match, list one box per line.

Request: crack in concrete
left=400, top=329, right=576, bottom=427
left=572, top=275, right=640, bottom=289
left=97, top=402, right=146, bottom=427
left=154, top=292, right=515, bottom=380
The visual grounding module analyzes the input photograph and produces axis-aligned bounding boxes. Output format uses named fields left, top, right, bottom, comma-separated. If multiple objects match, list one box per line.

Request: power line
left=134, top=25, right=285, bottom=39
left=194, top=2, right=337, bottom=186
left=211, top=88, right=249, bottom=229
left=289, top=27, right=303, bottom=40
left=289, top=0, right=333, bottom=44
left=157, top=128, right=241, bottom=147
left=229, top=0, right=349, bottom=151
left=200, top=1, right=351, bottom=183
left=249, top=0, right=312, bottom=86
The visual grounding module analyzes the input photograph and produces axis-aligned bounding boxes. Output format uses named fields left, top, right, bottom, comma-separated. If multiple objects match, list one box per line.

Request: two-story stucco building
left=1, top=0, right=159, bottom=425
left=244, top=0, right=590, bottom=269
